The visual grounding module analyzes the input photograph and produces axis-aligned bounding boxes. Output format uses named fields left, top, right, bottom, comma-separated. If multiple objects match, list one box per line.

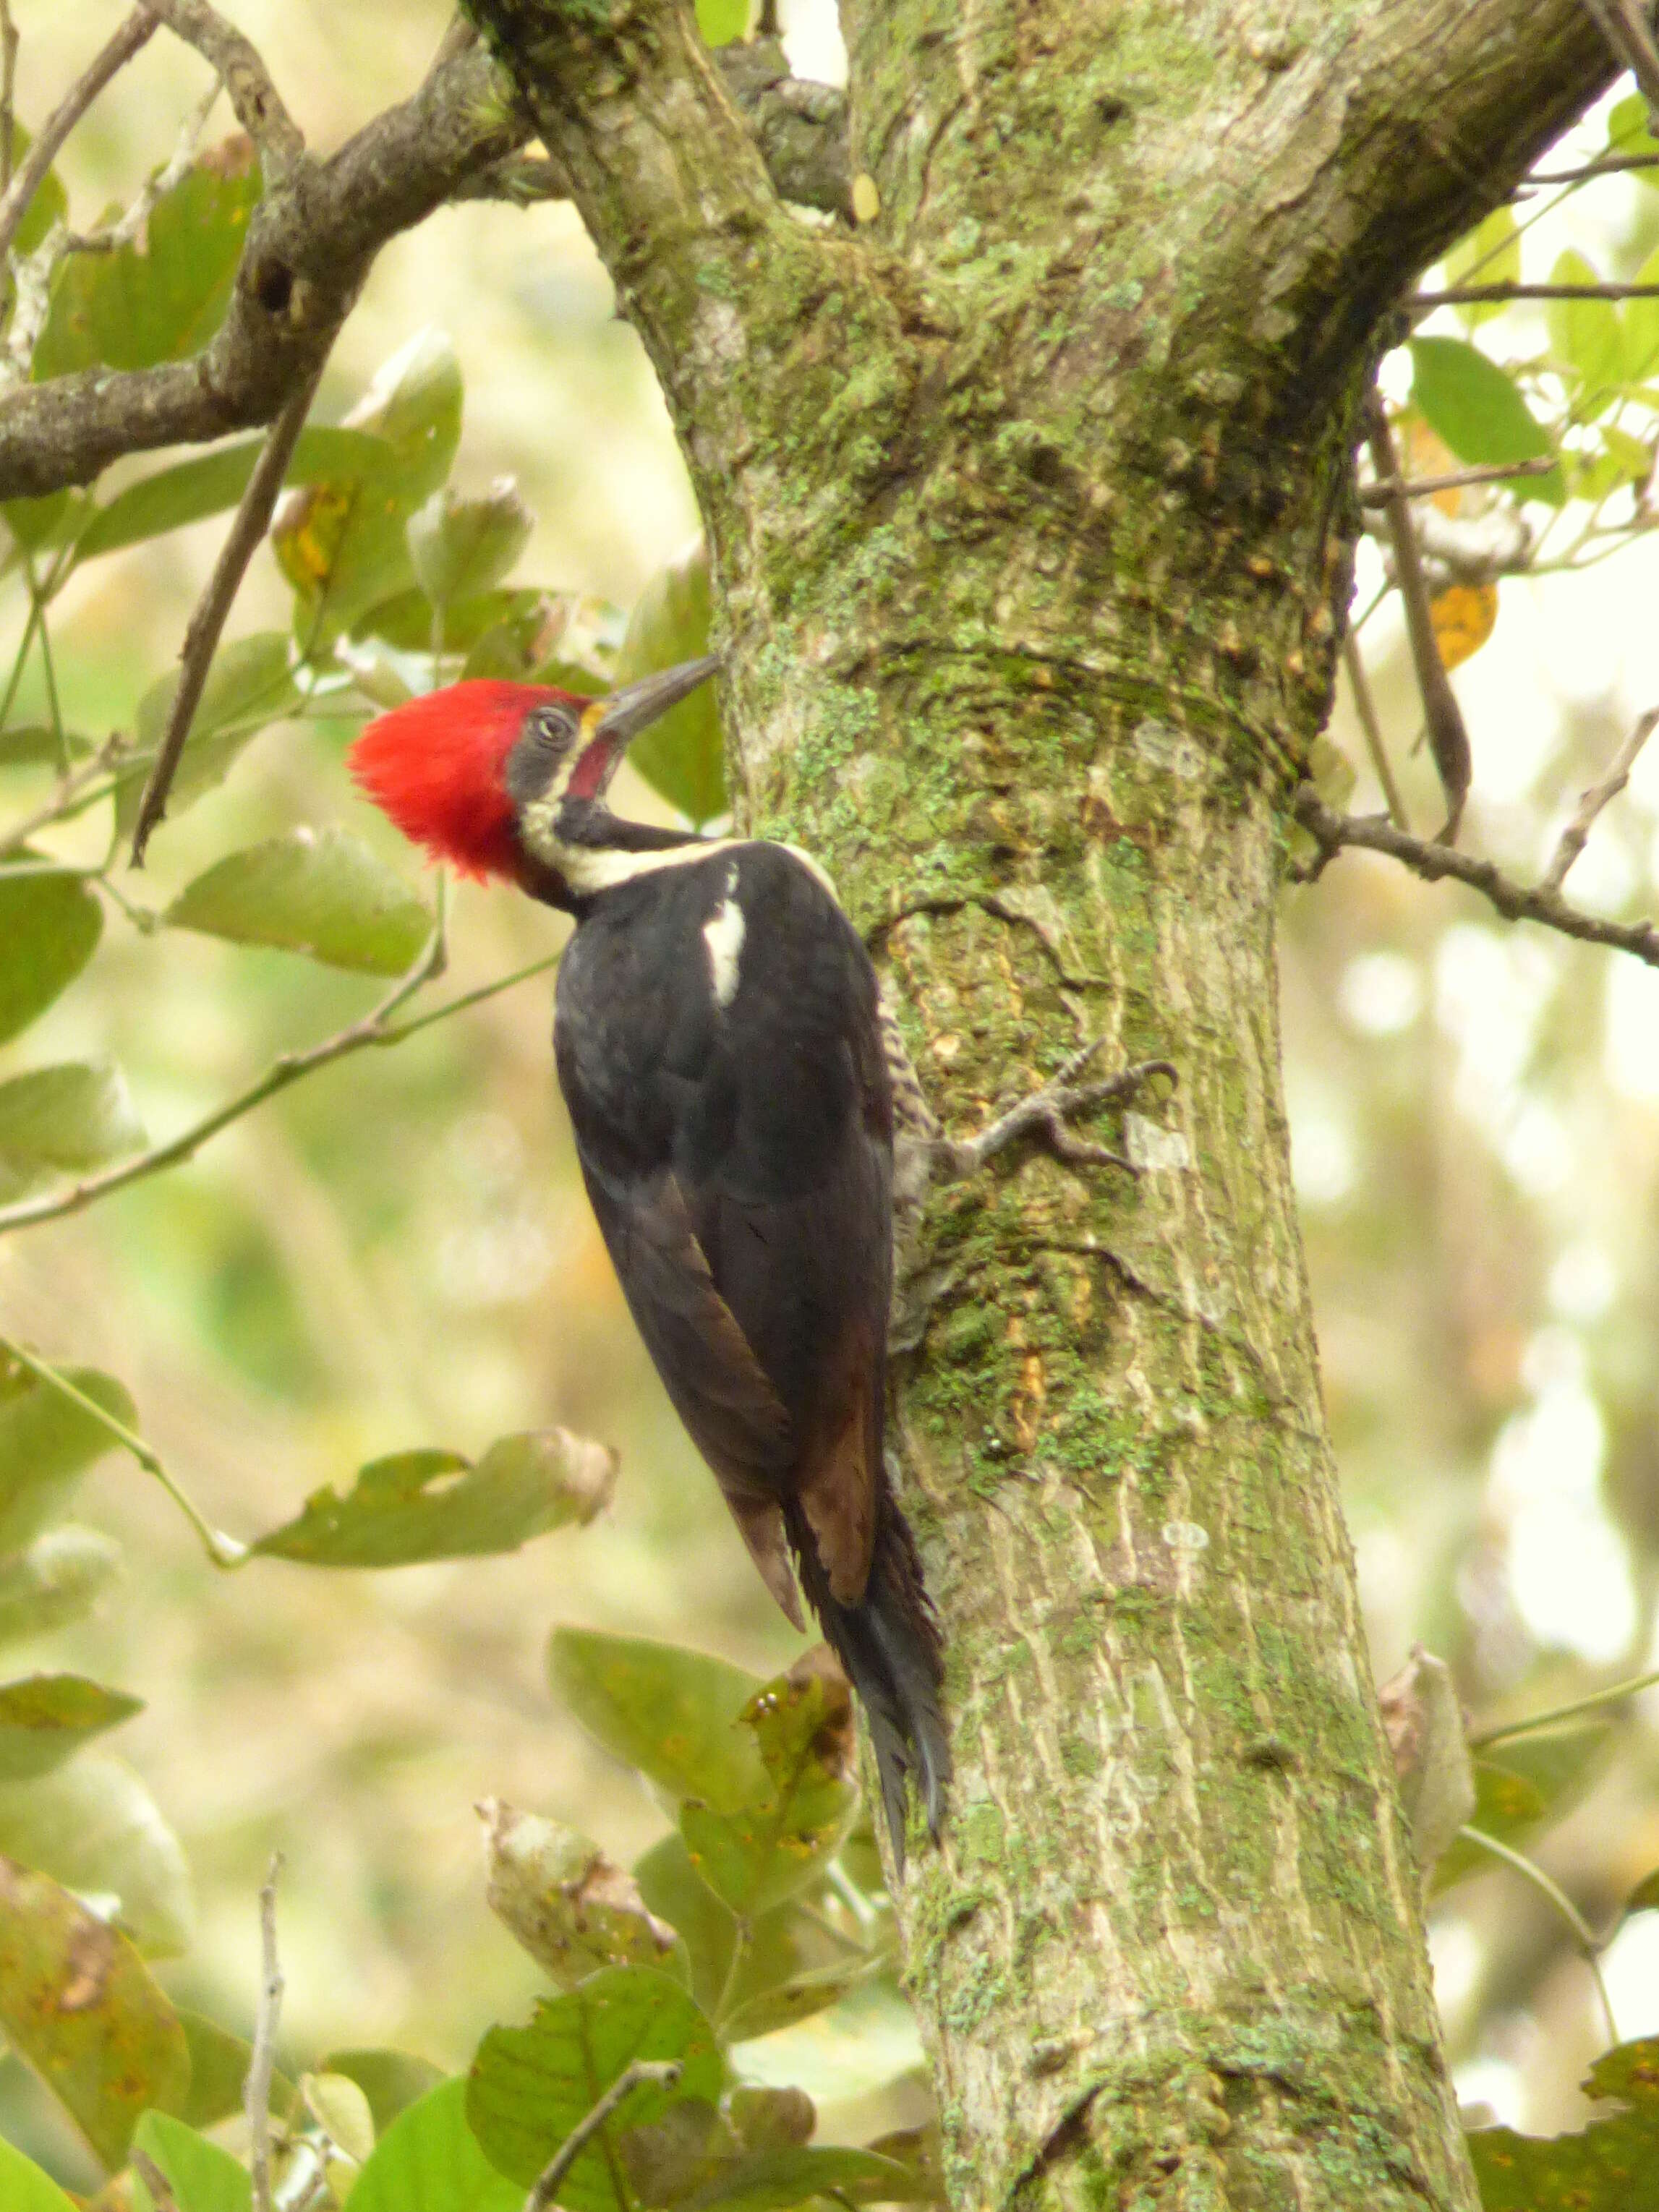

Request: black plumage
left=553, top=839, right=948, bottom=1855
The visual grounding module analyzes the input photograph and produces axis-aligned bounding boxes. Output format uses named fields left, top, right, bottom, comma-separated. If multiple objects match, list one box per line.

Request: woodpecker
left=349, top=657, right=949, bottom=1858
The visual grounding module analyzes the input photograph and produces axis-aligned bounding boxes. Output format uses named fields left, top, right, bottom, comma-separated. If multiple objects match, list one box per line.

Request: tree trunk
left=467, top=1, right=1616, bottom=2200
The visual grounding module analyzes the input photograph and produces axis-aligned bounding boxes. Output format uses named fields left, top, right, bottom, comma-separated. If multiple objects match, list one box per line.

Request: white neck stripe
left=517, top=812, right=839, bottom=903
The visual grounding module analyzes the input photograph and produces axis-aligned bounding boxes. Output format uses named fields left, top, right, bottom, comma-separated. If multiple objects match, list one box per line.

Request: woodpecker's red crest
left=348, top=656, right=722, bottom=886
left=348, top=680, right=574, bottom=883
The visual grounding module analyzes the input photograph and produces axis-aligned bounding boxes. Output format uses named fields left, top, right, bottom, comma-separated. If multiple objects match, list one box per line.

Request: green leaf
left=0, top=1853, right=189, bottom=2169
left=1, top=491, right=80, bottom=560
left=0, top=1673, right=142, bottom=1780
left=679, top=1660, right=860, bottom=1916
left=1608, top=91, right=1659, bottom=186
left=252, top=1429, right=615, bottom=1567
left=303, top=2070, right=377, bottom=2166
left=1628, top=1868, right=1659, bottom=1918
left=0, top=868, right=101, bottom=1046
left=674, top=2145, right=925, bottom=2209
left=1547, top=249, right=1624, bottom=405
left=0, top=1061, right=145, bottom=1199
left=695, top=0, right=750, bottom=43
left=34, top=140, right=262, bottom=380
left=132, top=2110, right=252, bottom=2212
left=615, top=542, right=726, bottom=826
left=346, top=2078, right=521, bottom=2212
left=466, top=1967, right=722, bottom=2205
left=1433, top=1726, right=1613, bottom=1895
left=720, top=1957, right=882, bottom=2045
left=361, top=586, right=561, bottom=658
left=0, top=1755, right=195, bottom=1959
left=1469, top=2034, right=1659, bottom=2209
left=0, top=1359, right=135, bottom=1554
left=480, top=1799, right=685, bottom=1989
left=78, top=428, right=396, bottom=563
left=274, top=329, right=463, bottom=640
left=169, top=2008, right=266, bottom=2130
left=550, top=1629, right=766, bottom=1813
left=632, top=1835, right=858, bottom=2039
left=0, top=2134, right=77, bottom=2211
left=1408, top=337, right=1564, bottom=504
left=407, top=482, right=533, bottom=610
left=0, top=724, right=93, bottom=769
left=1598, top=422, right=1653, bottom=487
left=725, top=2087, right=814, bottom=2153
left=1443, top=205, right=1519, bottom=327
left=323, top=2049, right=446, bottom=2138
left=0, top=1526, right=122, bottom=1646
left=118, top=631, right=303, bottom=838
left=166, top=826, right=433, bottom=975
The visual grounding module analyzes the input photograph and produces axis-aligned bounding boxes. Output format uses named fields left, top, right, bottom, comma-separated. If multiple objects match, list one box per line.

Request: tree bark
left=464, top=3, right=1614, bottom=2203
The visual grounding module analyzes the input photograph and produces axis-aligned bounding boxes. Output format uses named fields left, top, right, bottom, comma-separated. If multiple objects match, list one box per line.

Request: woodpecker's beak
left=591, top=653, right=721, bottom=746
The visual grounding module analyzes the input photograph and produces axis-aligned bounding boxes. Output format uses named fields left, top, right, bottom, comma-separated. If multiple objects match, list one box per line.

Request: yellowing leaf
left=1429, top=582, right=1497, bottom=672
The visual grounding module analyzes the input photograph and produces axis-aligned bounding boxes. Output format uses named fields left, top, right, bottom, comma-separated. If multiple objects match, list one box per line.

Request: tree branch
left=524, top=2061, right=683, bottom=2212
left=129, top=360, right=323, bottom=863
left=0, top=8, right=158, bottom=268
left=1540, top=705, right=1658, bottom=894
left=143, top=0, right=304, bottom=177
left=1365, top=396, right=1470, bottom=840
left=1292, top=787, right=1659, bottom=968
left=0, top=31, right=848, bottom=503
left=246, top=1856, right=284, bottom=2212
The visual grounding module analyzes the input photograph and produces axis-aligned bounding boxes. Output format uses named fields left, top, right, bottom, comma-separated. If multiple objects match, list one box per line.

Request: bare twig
left=1540, top=705, right=1658, bottom=893
left=247, top=1856, right=285, bottom=2212
left=0, top=0, right=17, bottom=191
left=129, top=363, right=322, bottom=865
left=1292, top=787, right=1659, bottom=968
left=1413, top=278, right=1659, bottom=305
left=0, top=1334, right=245, bottom=1567
left=1342, top=634, right=1410, bottom=832
left=1524, top=148, right=1659, bottom=183
left=1357, top=458, right=1556, bottom=505
left=524, top=2061, right=683, bottom=2212
left=131, top=2151, right=181, bottom=2212
left=142, top=0, right=302, bottom=176
left=1457, top=1824, right=1620, bottom=2049
left=1365, top=396, right=1472, bottom=842
left=1473, top=1662, right=1659, bottom=1748
left=0, top=8, right=159, bottom=269
left=1581, top=0, right=1659, bottom=128
left=0, top=928, right=567, bottom=1239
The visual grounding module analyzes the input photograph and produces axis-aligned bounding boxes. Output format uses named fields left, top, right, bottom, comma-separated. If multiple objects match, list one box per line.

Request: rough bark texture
left=461, top=3, right=1613, bottom=2204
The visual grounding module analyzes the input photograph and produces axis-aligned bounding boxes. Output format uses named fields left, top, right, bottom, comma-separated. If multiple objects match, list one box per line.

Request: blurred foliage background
left=5, top=0, right=1659, bottom=2195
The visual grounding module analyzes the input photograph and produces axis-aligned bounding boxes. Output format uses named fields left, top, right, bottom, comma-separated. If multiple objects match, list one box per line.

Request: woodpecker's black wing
left=553, top=842, right=889, bottom=1585
left=553, top=838, right=947, bottom=1854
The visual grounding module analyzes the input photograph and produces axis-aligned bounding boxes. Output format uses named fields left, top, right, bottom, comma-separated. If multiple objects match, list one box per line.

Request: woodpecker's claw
left=939, top=1047, right=1178, bottom=1180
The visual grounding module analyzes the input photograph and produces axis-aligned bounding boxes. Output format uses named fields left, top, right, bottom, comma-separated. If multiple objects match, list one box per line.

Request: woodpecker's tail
left=789, top=1489, right=950, bottom=1866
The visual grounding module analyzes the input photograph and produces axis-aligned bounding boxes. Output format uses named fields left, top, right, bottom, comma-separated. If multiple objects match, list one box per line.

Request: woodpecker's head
left=348, top=654, right=720, bottom=897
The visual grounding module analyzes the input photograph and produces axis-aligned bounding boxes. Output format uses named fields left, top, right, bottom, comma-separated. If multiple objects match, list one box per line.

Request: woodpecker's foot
left=937, top=1045, right=1178, bottom=1181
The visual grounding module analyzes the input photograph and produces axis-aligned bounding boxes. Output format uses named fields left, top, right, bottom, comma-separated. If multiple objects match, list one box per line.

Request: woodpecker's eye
left=506, top=704, right=579, bottom=806
left=528, top=704, right=577, bottom=748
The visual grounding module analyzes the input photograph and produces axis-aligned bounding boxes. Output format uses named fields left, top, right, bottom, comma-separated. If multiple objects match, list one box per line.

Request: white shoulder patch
left=703, top=863, right=746, bottom=1009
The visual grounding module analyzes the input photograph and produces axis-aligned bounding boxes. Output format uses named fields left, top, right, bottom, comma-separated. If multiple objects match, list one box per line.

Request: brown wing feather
left=793, top=1317, right=880, bottom=1605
